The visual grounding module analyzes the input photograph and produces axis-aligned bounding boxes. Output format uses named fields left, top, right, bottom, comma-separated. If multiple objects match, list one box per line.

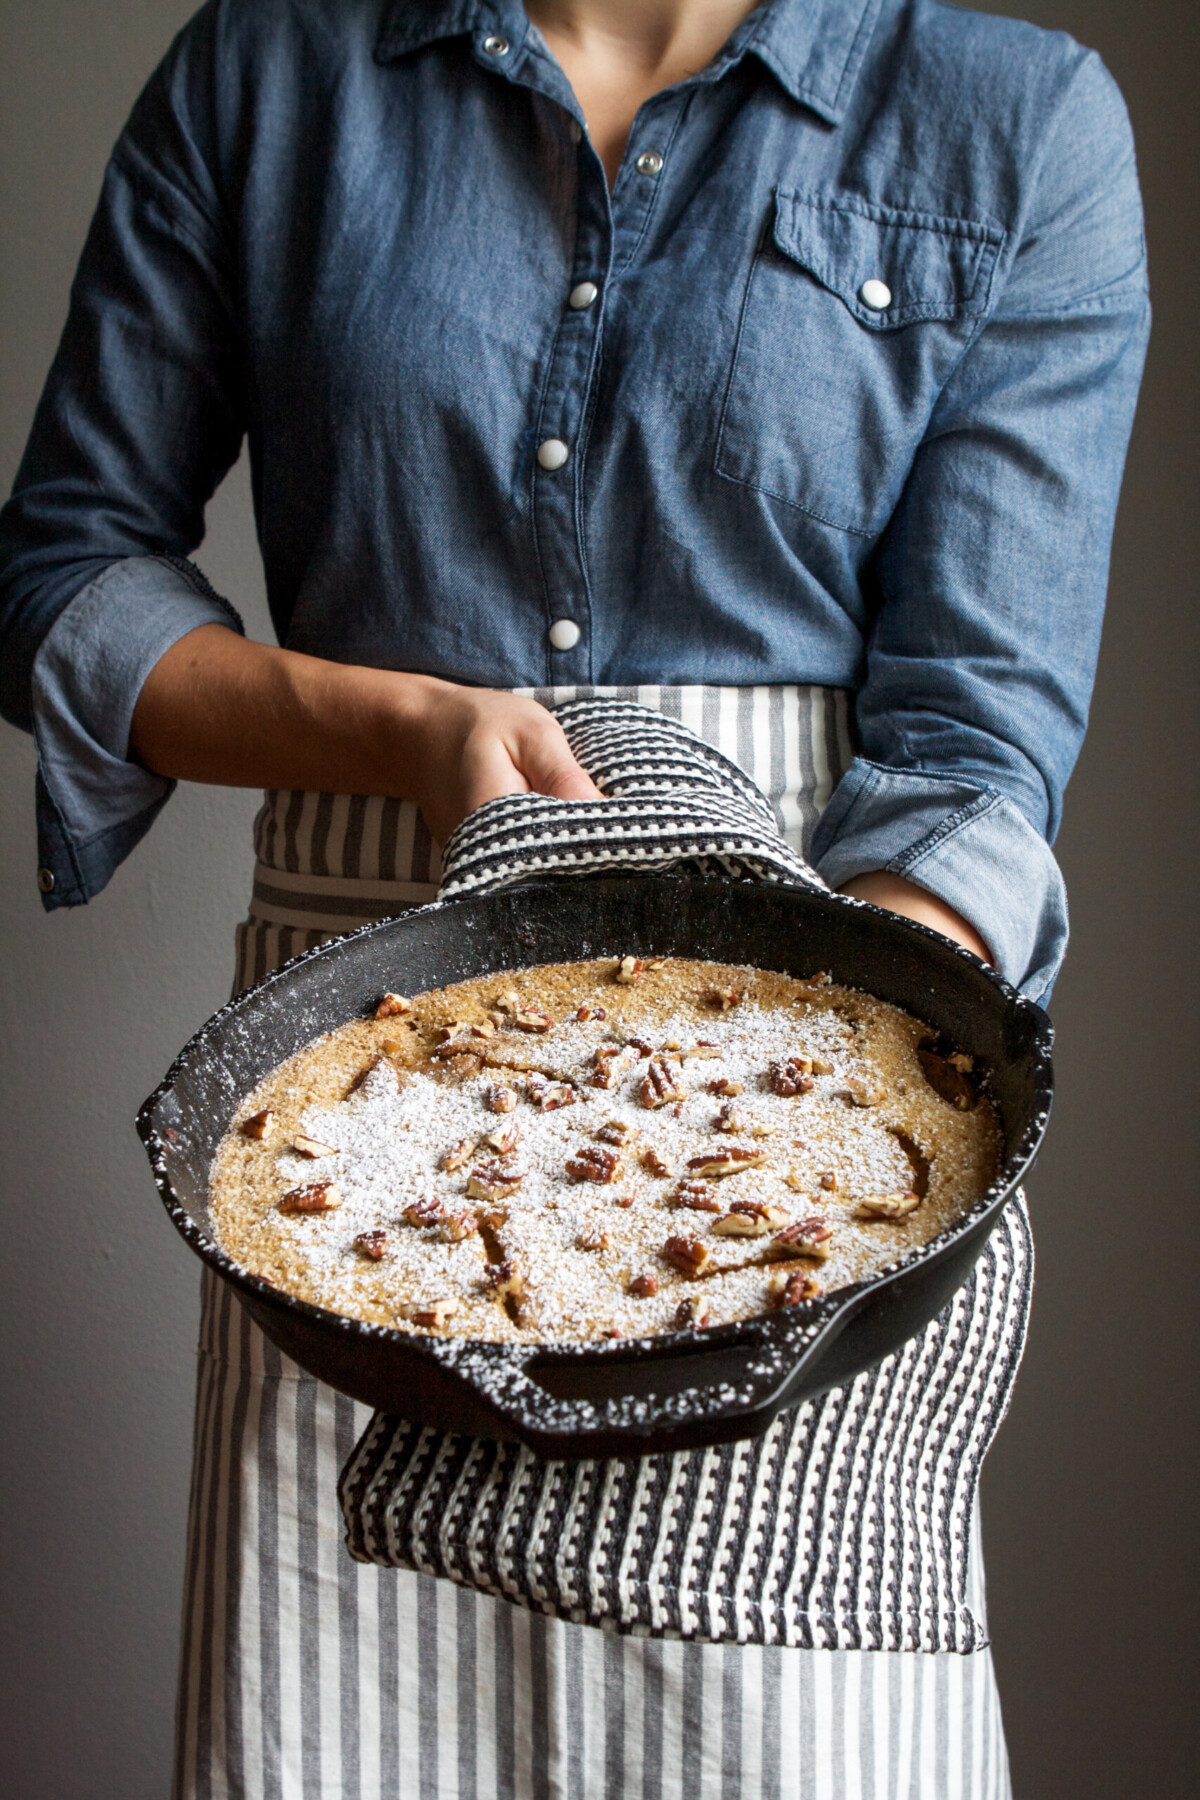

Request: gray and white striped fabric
left=178, top=685, right=1017, bottom=1798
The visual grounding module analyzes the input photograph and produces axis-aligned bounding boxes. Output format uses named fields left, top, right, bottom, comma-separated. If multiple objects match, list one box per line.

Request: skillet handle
left=429, top=1302, right=847, bottom=1457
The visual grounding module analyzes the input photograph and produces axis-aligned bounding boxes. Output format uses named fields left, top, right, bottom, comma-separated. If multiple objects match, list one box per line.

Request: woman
left=0, top=0, right=1147, bottom=1793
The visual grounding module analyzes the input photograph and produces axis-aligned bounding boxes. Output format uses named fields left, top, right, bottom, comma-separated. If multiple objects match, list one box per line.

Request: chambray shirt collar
left=373, top=0, right=879, bottom=123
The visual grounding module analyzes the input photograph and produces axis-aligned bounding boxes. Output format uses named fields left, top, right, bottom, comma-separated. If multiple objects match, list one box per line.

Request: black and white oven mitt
left=436, top=695, right=828, bottom=897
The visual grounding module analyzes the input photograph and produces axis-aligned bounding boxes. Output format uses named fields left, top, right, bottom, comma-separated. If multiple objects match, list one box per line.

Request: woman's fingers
left=404, top=682, right=604, bottom=842
left=510, top=713, right=603, bottom=804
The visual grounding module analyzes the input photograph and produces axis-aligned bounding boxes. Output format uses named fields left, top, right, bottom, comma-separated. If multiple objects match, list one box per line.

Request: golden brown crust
left=209, top=957, right=1000, bottom=1343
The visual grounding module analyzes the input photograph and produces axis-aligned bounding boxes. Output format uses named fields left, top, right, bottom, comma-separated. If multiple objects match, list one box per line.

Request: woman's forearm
left=130, top=624, right=419, bottom=794
left=128, top=624, right=601, bottom=842
left=837, top=870, right=993, bottom=964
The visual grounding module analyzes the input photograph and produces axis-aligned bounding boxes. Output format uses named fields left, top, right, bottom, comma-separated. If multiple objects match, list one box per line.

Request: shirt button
left=635, top=150, right=664, bottom=177
left=537, top=437, right=570, bottom=471
left=568, top=281, right=599, bottom=311
left=859, top=278, right=892, bottom=310
left=482, top=35, right=510, bottom=56
left=548, top=618, right=582, bottom=652
left=37, top=867, right=56, bottom=894
left=568, top=118, right=583, bottom=144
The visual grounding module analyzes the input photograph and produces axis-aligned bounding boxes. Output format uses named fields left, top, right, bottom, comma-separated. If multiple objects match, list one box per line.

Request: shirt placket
left=475, top=22, right=690, bottom=684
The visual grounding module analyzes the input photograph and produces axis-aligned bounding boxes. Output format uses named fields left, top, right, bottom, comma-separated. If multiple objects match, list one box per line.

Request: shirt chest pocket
left=715, top=190, right=1005, bottom=537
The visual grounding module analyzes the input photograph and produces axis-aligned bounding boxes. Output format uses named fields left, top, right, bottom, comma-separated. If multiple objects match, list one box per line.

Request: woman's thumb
left=519, top=719, right=603, bottom=803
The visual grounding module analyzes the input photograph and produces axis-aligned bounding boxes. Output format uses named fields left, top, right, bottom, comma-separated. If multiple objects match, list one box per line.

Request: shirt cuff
left=30, top=554, right=243, bottom=909
left=810, top=758, right=1068, bottom=1005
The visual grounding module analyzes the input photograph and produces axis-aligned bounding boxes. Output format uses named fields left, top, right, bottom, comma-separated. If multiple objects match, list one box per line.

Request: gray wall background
left=0, top=2, right=1194, bottom=1794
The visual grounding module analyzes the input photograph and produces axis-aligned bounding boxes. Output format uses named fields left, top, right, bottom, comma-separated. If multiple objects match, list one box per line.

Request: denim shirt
left=0, top=0, right=1148, bottom=1001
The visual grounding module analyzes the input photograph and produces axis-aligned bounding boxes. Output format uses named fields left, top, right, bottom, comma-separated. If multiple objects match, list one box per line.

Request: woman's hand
left=130, top=625, right=601, bottom=843
left=398, top=675, right=603, bottom=844
left=836, top=870, right=993, bottom=965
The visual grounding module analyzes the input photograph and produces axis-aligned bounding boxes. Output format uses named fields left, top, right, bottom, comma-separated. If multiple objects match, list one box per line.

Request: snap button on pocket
left=714, top=189, right=1005, bottom=535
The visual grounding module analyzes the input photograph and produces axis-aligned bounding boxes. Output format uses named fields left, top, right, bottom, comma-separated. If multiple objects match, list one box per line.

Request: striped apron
left=175, top=685, right=1017, bottom=1799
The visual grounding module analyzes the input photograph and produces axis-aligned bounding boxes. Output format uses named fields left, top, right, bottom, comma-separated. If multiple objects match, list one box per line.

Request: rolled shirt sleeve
left=30, top=554, right=242, bottom=910
left=811, top=761, right=1068, bottom=1004
left=0, top=5, right=245, bottom=907
left=813, top=49, right=1150, bottom=1002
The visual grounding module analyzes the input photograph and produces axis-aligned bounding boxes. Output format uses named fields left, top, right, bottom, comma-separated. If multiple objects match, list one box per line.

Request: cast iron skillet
left=138, top=876, right=1051, bottom=1460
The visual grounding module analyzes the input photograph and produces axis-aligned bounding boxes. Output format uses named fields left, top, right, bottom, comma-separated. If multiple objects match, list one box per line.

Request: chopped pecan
left=435, top=1019, right=472, bottom=1044
left=577, top=1226, right=610, bottom=1252
left=483, top=1260, right=525, bottom=1301
left=627, top=1037, right=656, bottom=1057
left=673, top=1294, right=713, bottom=1329
left=712, top=1211, right=769, bottom=1238
left=769, top=1216, right=834, bottom=1261
left=470, top=1018, right=496, bottom=1040
left=713, top=1200, right=790, bottom=1237
left=732, top=1197, right=789, bottom=1224
left=857, top=1191, right=921, bottom=1220
left=670, top=1178, right=722, bottom=1213
left=241, top=1108, right=274, bottom=1140
left=440, top=1137, right=479, bottom=1173
left=768, top=1056, right=815, bottom=1097
left=770, top=1268, right=822, bottom=1308
left=404, top=1198, right=447, bottom=1228
left=916, top=1036, right=979, bottom=1110
left=612, top=1192, right=637, bottom=1208
left=575, top=1003, right=607, bottom=1021
left=430, top=1034, right=484, bottom=1061
left=596, top=1120, right=636, bottom=1147
left=442, top=1210, right=479, bottom=1243
left=374, top=993, right=412, bottom=1018
left=713, top=1101, right=746, bottom=1134
left=537, top=1082, right=578, bottom=1112
left=486, top=1084, right=519, bottom=1114
left=811, top=1056, right=835, bottom=1076
left=565, top=1144, right=623, bottom=1184
left=705, top=987, right=742, bottom=1010
left=685, top=1145, right=765, bottom=1178
left=591, top=1044, right=633, bottom=1089
left=406, top=1298, right=459, bottom=1330
left=684, top=1040, right=721, bottom=1060
left=467, top=1162, right=524, bottom=1201
left=512, top=1006, right=555, bottom=1034
left=278, top=1182, right=342, bottom=1214
left=819, top=1170, right=838, bottom=1191
left=708, top=1078, right=744, bottom=1097
left=639, top=1055, right=685, bottom=1109
left=353, top=1230, right=388, bottom=1260
left=292, top=1133, right=338, bottom=1160
left=615, top=955, right=661, bottom=984
left=484, top=1121, right=520, bottom=1156
left=662, top=1235, right=713, bottom=1276
left=628, top=1271, right=658, bottom=1297
left=640, top=1146, right=672, bottom=1177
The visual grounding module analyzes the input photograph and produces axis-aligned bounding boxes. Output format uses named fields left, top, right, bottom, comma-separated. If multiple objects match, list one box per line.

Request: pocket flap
left=772, top=190, right=1004, bottom=327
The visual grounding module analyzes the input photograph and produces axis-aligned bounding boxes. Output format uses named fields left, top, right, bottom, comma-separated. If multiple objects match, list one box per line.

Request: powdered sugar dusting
left=210, top=958, right=1000, bottom=1344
